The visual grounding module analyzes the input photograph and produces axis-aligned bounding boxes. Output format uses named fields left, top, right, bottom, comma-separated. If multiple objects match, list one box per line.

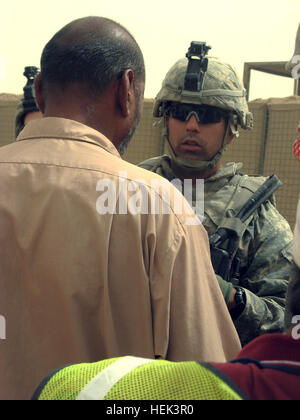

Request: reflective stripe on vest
left=76, top=356, right=156, bottom=400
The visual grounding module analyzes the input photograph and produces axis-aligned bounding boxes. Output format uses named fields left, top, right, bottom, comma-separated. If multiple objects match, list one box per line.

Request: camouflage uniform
left=139, top=156, right=293, bottom=346
left=138, top=49, right=293, bottom=346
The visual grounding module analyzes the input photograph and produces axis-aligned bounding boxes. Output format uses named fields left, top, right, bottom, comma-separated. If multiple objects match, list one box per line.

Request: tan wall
left=1, top=93, right=300, bottom=228
left=0, top=94, right=21, bottom=147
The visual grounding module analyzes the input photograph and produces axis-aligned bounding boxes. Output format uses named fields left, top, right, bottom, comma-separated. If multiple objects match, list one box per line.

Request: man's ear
left=117, top=69, right=135, bottom=117
left=34, top=73, right=45, bottom=113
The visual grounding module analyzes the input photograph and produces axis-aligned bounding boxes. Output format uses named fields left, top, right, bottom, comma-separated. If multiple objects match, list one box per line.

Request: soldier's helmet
left=153, top=56, right=253, bottom=130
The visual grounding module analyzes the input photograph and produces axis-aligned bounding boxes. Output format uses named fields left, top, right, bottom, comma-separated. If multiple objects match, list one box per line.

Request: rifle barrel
left=236, top=174, right=282, bottom=223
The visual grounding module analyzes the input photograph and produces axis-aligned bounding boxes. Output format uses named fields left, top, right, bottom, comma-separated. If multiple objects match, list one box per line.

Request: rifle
left=209, top=174, right=283, bottom=283
left=22, top=66, right=39, bottom=112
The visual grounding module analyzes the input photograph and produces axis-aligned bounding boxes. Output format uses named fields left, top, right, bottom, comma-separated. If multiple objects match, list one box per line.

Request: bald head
left=40, top=16, right=145, bottom=97
left=35, top=17, right=145, bottom=153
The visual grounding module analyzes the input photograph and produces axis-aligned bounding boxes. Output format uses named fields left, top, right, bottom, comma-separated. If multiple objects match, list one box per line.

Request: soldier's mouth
left=181, top=139, right=202, bottom=151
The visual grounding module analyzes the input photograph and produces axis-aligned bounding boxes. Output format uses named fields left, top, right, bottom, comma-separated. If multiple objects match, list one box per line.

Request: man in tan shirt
left=0, top=16, right=240, bottom=400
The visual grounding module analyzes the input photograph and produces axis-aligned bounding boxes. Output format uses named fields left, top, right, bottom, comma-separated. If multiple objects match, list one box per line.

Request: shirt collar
left=16, top=117, right=120, bottom=157
left=206, top=162, right=243, bottom=183
left=161, top=156, right=243, bottom=183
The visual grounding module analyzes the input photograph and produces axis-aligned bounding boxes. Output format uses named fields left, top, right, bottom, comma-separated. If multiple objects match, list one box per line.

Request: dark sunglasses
left=166, top=103, right=229, bottom=125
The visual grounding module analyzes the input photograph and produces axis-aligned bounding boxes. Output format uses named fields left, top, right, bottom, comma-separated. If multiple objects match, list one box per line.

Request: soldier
left=139, top=44, right=293, bottom=346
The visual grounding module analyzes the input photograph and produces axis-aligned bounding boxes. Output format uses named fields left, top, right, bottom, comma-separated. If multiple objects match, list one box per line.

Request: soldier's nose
left=186, top=114, right=200, bottom=131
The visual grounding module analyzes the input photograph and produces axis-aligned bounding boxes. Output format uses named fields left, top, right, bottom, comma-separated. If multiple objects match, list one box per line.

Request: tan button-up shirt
left=0, top=118, right=240, bottom=399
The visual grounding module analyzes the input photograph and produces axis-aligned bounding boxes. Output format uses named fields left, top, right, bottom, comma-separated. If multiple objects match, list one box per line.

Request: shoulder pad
left=238, top=174, right=267, bottom=194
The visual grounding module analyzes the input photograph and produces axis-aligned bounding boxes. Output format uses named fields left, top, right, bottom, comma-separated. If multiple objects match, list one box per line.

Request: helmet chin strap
left=163, top=117, right=235, bottom=173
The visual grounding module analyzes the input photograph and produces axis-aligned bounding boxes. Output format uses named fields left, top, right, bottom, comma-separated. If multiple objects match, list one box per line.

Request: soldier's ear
left=165, top=115, right=170, bottom=126
left=34, top=73, right=45, bottom=113
left=227, top=122, right=239, bottom=144
left=226, top=132, right=234, bottom=145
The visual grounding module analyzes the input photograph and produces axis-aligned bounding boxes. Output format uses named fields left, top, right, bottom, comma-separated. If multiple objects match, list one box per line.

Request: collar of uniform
left=162, top=156, right=244, bottom=184
left=160, top=155, right=178, bottom=181
left=235, top=334, right=300, bottom=365
left=16, top=117, right=120, bottom=158
left=205, top=162, right=244, bottom=183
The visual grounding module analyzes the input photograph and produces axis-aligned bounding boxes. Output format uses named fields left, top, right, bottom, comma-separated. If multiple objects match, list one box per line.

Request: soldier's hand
left=216, top=275, right=234, bottom=306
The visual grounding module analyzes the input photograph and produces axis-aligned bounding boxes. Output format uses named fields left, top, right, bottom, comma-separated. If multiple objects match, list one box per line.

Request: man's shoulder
left=236, top=173, right=268, bottom=193
left=207, top=169, right=268, bottom=205
left=219, top=163, right=267, bottom=191
left=205, top=170, right=284, bottom=231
